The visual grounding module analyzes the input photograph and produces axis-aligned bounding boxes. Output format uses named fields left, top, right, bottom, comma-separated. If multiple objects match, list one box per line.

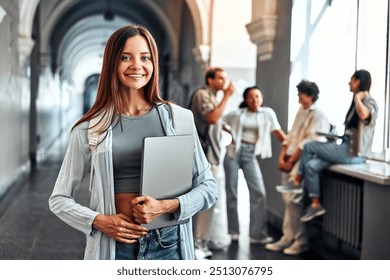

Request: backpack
left=87, top=103, right=194, bottom=191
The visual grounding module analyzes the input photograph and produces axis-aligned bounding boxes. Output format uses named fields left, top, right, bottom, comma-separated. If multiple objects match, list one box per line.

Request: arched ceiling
left=39, top=0, right=181, bottom=94
left=58, top=14, right=129, bottom=94
left=20, top=0, right=214, bottom=95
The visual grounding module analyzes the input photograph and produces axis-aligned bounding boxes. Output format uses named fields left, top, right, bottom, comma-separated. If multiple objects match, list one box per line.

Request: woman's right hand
left=92, top=213, right=148, bottom=243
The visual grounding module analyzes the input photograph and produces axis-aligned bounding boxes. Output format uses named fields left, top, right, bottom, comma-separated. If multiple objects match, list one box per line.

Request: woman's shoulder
left=158, top=102, right=192, bottom=115
left=72, top=120, right=89, bottom=131
left=70, top=121, right=89, bottom=141
left=158, top=102, right=194, bottom=132
left=364, top=95, right=378, bottom=108
left=224, top=108, right=243, bottom=118
left=260, top=106, right=276, bottom=112
left=259, top=106, right=278, bottom=116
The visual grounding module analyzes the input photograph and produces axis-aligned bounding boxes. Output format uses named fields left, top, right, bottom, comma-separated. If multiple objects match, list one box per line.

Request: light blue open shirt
left=223, top=107, right=282, bottom=159
left=49, top=104, right=218, bottom=260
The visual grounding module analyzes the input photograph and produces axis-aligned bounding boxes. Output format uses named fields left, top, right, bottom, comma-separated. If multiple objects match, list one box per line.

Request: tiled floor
left=0, top=132, right=344, bottom=260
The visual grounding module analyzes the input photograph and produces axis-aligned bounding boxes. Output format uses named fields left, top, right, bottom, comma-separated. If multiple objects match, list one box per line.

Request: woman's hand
left=278, top=155, right=293, bottom=172
left=131, top=196, right=179, bottom=225
left=92, top=213, right=148, bottom=243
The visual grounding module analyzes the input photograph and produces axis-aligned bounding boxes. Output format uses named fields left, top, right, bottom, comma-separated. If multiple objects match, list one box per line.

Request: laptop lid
left=140, top=134, right=194, bottom=229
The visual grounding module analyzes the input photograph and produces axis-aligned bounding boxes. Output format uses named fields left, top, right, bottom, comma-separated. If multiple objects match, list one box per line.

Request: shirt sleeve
left=363, top=97, right=379, bottom=126
left=282, top=110, right=300, bottom=146
left=222, top=110, right=235, bottom=126
left=267, top=108, right=282, bottom=131
left=298, top=110, right=330, bottom=150
left=313, top=112, right=330, bottom=134
left=192, top=89, right=215, bottom=117
left=48, top=124, right=100, bottom=236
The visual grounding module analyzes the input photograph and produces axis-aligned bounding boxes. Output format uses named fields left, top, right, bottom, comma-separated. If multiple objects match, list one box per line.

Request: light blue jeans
left=115, top=225, right=181, bottom=260
left=223, top=143, right=268, bottom=240
left=298, top=137, right=364, bottom=198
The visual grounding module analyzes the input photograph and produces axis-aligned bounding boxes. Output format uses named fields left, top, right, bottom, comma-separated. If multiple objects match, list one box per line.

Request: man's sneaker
left=265, top=238, right=292, bottom=252
left=195, top=239, right=213, bottom=258
left=300, top=205, right=326, bottom=222
left=250, top=236, right=274, bottom=244
left=230, top=234, right=239, bottom=243
left=275, top=181, right=303, bottom=194
left=207, top=240, right=227, bottom=251
left=283, top=241, right=309, bottom=255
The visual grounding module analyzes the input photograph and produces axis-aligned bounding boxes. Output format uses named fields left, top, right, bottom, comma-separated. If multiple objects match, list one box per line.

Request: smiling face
left=245, top=88, right=263, bottom=112
left=117, top=35, right=153, bottom=91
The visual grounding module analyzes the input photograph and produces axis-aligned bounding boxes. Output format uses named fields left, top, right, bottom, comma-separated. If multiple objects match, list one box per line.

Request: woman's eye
left=141, top=56, right=151, bottom=61
left=121, top=55, right=131, bottom=61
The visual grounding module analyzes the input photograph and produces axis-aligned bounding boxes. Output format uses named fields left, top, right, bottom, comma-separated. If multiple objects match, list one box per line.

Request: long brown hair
left=72, top=24, right=166, bottom=131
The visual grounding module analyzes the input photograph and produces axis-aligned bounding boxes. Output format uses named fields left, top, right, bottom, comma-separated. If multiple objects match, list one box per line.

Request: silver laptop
left=140, top=134, right=194, bottom=229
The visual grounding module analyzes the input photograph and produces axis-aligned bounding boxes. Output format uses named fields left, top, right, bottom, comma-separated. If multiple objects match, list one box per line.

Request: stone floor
left=0, top=132, right=349, bottom=260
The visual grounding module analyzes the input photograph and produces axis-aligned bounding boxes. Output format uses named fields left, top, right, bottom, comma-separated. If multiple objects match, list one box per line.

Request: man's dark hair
left=296, top=80, right=320, bottom=103
left=205, top=67, right=224, bottom=85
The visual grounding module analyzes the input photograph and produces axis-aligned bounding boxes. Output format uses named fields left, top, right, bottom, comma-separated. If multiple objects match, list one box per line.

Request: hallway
left=2, top=0, right=389, bottom=262
left=0, top=130, right=348, bottom=261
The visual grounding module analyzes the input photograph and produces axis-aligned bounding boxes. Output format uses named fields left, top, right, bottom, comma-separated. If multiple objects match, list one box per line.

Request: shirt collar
left=303, top=103, right=317, bottom=111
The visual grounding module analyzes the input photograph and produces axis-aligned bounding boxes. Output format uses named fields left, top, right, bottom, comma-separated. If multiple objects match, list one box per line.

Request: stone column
left=246, top=0, right=293, bottom=227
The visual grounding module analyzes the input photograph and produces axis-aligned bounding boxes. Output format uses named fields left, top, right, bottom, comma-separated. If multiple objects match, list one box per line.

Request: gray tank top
left=112, top=108, right=165, bottom=194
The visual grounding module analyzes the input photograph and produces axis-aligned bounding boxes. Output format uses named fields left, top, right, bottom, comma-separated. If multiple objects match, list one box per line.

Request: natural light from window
left=289, top=0, right=388, bottom=156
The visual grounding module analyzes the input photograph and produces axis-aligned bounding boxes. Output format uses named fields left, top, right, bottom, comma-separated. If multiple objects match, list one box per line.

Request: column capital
left=246, top=15, right=278, bottom=61
left=192, top=44, right=210, bottom=65
left=0, top=6, right=6, bottom=24
left=18, top=35, right=35, bottom=67
left=192, top=44, right=210, bottom=71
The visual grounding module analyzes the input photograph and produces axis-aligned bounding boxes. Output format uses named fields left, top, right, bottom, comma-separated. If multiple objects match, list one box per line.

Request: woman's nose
left=129, top=64, right=141, bottom=70
left=129, top=60, right=141, bottom=70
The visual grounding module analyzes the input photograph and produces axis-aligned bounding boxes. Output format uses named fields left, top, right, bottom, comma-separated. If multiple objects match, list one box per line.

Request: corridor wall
left=0, top=2, right=30, bottom=198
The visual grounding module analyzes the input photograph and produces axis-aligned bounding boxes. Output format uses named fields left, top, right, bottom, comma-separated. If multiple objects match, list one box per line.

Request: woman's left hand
left=131, top=196, right=179, bottom=225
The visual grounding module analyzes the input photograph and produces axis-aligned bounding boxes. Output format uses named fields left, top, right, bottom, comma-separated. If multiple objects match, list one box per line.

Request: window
left=289, top=0, right=389, bottom=159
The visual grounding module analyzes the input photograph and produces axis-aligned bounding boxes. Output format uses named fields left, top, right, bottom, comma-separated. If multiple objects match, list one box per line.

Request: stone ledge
left=328, top=160, right=390, bottom=185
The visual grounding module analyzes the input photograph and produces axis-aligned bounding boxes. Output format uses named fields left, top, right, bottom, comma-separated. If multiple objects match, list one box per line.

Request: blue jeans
left=298, top=138, right=364, bottom=198
left=223, top=143, right=268, bottom=239
left=115, top=225, right=181, bottom=260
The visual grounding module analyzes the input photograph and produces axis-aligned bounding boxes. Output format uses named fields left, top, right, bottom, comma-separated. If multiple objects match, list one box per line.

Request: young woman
left=48, top=25, right=217, bottom=260
left=222, top=86, right=286, bottom=244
